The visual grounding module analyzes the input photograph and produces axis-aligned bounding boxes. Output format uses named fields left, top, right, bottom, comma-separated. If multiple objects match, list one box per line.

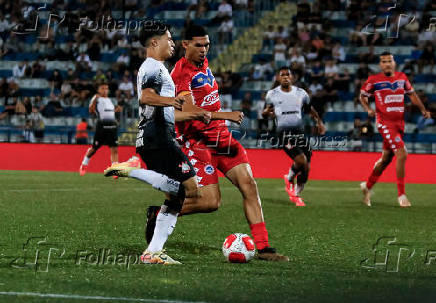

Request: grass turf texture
left=0, top=170, right=435, bottom=303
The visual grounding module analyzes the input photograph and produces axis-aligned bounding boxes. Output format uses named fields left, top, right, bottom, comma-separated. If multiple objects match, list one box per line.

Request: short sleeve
left=403, top=73, right=414, bottom=94
left=360, top=77, right=374, bottom=97
left=265, top=90, right=274, bottom=106
left=171, top=67, right=192, bottom=95
left=140, top=65, right=162, bottom=94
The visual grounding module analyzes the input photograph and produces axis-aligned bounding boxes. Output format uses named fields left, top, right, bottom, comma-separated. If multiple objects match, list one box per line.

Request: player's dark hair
left=98, top=82, right=108, bottom=87
left=380, top=51, right=392, bottom=57
left=139, top=20, right=170, bottom=47
left=277, top=66, right=292, bottom=74
left=183, top=25, right=208, bottom=40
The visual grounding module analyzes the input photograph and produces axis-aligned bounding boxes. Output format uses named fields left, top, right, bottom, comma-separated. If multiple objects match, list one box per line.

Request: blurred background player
left=75, top=118, right=89, bottom=145
left=263, top=67, right=325, bottom=206
left=144, top=25, right=288, bottom=262
left=104, top=20, right=210, bottom=265
left=79, top=83, right=121, bottom=176
left=359, top=52, right=431, bottom=207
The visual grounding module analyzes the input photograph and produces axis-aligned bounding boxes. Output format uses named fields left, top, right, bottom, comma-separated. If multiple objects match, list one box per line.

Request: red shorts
left=180, top=136, right=249, bottom=187
left=377, top=121, right=405, bottom=152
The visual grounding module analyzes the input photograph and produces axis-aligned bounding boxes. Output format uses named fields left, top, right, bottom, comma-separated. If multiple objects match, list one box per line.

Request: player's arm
left=407, top=91, right=431, bottom=119
left=262, top=103, right=275, bottom=118
left=174, top=110, right=211, bottom=123
left=309, top=106, right=326, bottom=135
left=140, top=88, right=184, bottom=110
left=359, top=93, right=375, bottom=117
left=89, top=94, right=99, bottom=114
left=178, top=91, right=244, bottom=124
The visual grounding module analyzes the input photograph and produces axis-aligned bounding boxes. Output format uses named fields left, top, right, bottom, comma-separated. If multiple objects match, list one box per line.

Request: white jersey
left=137, top=57, right=175, bottom=126
left=93, top=97, right=116, bottom=121
left=265, top=85, right=310, bottom=131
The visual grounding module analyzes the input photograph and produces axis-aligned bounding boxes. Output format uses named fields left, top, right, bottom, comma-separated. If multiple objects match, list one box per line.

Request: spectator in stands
left=221, top=100, right=232, bottom=126
left=309, top=60, right=324, bottom=82
left=30, top=59, right=45, bottom=78
left=218, top=16, right=233, bottom=45
left=334, top=68, right=351, bottom=89
left=324, top=77, right=338, bottom=111
left=212, top=0, right=232, bottom=25
left=358, top=45, right=377, bottom=64
left=332, top=42, right=345, bottom=63
left=41, top=93, right=64, bottom=117
left=29, top=107, right=44, bottom=142
left=12, top=61, right=29, bottom=79
left=117, top=76, right=134, bottom=99
left=324, top=59, right=338, bottom=78
left=262, top=25, right=275, bottom=51
left=22, top=97, right=32, bottom=116
left=49, top=69, right=63, bottom=92
left=22, top=119, right=35, bottom=143
left=251, top=58, right=273, bottom=81
left=288, top=47, right=306, bottom=69
left=273, top=37, right=287, bottom=67
left=218, top=71, right=233, bottom=107
left=275, top=25, right=289, bottom=40
left=0, top=77, right=10, bottom=104
left=418, top=43, right=435, bottom=73
left=296, top=0, right=311, bottom=29
left=115, top=51, right=130, bottom=74
left=75, top=118, right=89, bottom=144
left=0, top=13, right=12, bottom=43
left=76, top=52, right=92, bottom=72
left=241, top=92, right=253, bottom=117
left=0, top=96, right=18, bottom=121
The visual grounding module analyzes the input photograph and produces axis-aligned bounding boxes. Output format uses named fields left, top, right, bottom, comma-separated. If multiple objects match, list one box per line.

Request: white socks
left=82, top=156, right=90, bottom=166
left=128, top=169, right=181, bottom=196
left=295, top=183, right=305, bottom=196
left=147, top=205, right=179, bottom=253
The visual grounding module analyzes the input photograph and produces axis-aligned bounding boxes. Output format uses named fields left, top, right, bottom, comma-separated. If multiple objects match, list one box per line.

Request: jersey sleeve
left=265, top=90, right=274, bottom=106
left=171, top=65, right=192, bottom=95
left=360, top=77, right=374, bottom=97
left=302, top=90, right=311, bottom=113
left=403, top=73, right=414, bottom=94
left=139, top=64, right=163, bottom=94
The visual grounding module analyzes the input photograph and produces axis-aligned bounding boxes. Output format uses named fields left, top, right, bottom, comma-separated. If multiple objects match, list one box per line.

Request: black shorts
left=137, top=144, right=196, bottom=184
left=93, top=120, right=118, bottom=148
left=279, top=129, right=312, bottom=163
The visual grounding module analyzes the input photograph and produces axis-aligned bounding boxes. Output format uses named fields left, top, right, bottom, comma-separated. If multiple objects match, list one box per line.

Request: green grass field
left=1, top=170, right=436, bottom=303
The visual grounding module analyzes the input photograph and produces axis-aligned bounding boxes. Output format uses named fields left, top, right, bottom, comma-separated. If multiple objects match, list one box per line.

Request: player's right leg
left=283, top=144, right=309, bottom=206
left=79, top=146, right=98, bottom=176
left=360, top=149, right=394, bottom=206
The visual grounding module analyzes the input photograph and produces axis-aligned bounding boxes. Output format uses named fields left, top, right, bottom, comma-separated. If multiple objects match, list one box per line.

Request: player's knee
left=396, top=149, right=407, bottom=161
left=294, top=154, right=307, bottom=168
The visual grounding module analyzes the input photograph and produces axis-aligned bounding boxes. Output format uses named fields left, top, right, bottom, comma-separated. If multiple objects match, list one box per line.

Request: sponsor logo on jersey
left=201, top=89, right=220, bottom=107
left=204, top=165, right=215, bottom=175
left=188, top=150, right=194, bottom=157
left=386, top=107, right=404, bottom=112
left=384, top=95, right=404, bottom=103
left=179, top=161, right=191, bottom=174
left=191, top=68, right=215, bottom=89
left=190, top=159, right=198, bottom=165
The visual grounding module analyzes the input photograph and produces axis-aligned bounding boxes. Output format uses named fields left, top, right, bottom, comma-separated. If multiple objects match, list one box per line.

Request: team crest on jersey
left=179, top=161, right=191, bottom=174
left=191, top=68, right=215, bottom=88
left=204, top=165, right=214, bottom=175
left=395, top=136, right=401, bottom=142
left=201, top=90, right=220, bottom=107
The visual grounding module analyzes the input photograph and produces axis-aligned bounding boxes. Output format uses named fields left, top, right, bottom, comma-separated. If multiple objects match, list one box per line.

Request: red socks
left=397, top=177, right=405, bottom=196
left=250, top=222, right=269, bottom=250
left=366, top=170, right=382, bottom=190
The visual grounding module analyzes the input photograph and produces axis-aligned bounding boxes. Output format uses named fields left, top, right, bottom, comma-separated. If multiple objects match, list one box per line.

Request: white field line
left=0, top=291, right=207, bottom=303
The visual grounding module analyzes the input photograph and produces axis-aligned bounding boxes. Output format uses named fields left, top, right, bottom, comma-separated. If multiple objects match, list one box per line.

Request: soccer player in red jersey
left=146, top=25, right=288, bottom=261
left=359, top=51, right=431, bottom=207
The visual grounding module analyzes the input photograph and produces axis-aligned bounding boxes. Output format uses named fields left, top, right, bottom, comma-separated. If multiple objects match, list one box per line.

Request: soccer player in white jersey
left=263, top=67, right=325, bottom=206
left=104, top=20, right=210, bottom=264
left=79, top=83, right=121, bottom=176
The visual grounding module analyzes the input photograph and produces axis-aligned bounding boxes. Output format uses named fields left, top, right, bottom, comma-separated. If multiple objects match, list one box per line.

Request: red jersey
left=171, top=57, right=228, bottom=145
left=361, top=71, right=414, bottom=124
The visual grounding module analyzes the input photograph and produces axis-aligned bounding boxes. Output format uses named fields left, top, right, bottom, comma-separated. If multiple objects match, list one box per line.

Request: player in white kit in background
left=79, top=83, right=121, bottom=176
left=264, top=67, right=325, bottom=206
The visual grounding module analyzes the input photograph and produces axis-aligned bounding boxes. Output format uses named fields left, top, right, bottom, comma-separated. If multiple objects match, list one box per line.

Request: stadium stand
left=0, top=0, right=435, bottom=153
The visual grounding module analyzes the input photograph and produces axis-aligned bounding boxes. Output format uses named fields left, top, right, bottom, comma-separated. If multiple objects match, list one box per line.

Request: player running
left=104, top=21, right=210, bottom=264
left=79, top=83, right=121, bottom=176
left=263, top=67, right=325, bottom=206
left=146, top=25, right=288, bottom=262
left=359, top=51, right=430, bottom=207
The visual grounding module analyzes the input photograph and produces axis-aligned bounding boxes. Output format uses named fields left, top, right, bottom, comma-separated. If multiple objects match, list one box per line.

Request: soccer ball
left=222, top=233, right=255, bottom=263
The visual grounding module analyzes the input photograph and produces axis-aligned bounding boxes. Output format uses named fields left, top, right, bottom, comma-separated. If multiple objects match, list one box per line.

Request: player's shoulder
left=266, top=86, right=281, bottom=97
left=171, top=57, right=193, bottom=77
left=139, top=58, right=163, bottom=74
left=367, top=73, right=381, bottom=82
left=294, top=86, right=308, bottom=96
left=395, top=71, right=408, bottom=79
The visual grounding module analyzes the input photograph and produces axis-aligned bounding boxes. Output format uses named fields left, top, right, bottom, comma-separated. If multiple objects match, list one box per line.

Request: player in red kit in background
left=359, top=52, right=431, bottom=207
left=146, top=25, right=288, bottom=261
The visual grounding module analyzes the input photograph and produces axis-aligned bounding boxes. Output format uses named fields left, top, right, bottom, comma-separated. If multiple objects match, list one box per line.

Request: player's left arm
left=174, top=109, right=211, bottom=123
left=177, top=91, right=243, bottom=124
left=89, top=94, right=99, bottom=114
left=303, top=92, right=325, bottom=135
left=407, top=91, right=431, bottom=119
